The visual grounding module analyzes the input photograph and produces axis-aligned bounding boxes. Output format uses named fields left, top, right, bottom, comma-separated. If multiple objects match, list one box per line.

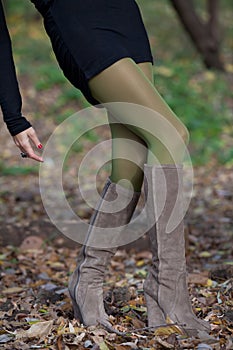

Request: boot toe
left=182, top=316, right=211, bottom=334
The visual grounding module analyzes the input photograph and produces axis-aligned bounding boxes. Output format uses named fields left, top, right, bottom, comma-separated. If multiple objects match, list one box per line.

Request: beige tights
left=88, top=58, right=189, bottom=191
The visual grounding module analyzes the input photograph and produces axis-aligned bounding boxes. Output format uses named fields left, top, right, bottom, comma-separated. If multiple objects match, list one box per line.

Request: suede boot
left=143, top=164, right=210, bottom=335
left=68, top=177, right=141, bottom=327
left=143, top=170, right=166, bottom=327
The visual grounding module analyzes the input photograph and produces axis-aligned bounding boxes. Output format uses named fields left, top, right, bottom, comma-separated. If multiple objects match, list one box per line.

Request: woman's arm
left=0, top=0, right=32, bottom=136
left=0, top=1, right=43, bottom=162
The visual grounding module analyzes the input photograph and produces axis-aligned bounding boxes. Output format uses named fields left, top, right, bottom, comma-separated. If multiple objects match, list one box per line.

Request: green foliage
left=0, top=161, right=38, bottom=176
left=139, top=0, right=233, bottom=165
left=5, top=0, right=233, bottom=166
left=35, top=65, right=67, bottom=90
left=153, top=62, right=232, bottom=164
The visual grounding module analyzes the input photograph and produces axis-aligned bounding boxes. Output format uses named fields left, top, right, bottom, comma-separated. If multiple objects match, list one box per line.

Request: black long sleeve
left=0, top=0, right=31, bottom=136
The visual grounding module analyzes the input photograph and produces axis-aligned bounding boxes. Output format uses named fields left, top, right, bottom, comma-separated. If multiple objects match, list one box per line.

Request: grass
left=0, top=161, right=39, bottom=176
left=153, top=61, right=233, bottom=164
left=3, top=0, right=233, bottom=169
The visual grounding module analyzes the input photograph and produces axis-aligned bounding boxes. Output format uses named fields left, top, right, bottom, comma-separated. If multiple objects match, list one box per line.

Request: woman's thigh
left=137, top=61, right=154, bottom=84
left=107, top=60, right=153, bottom=156
left=88, top=57, right=189, bottom=149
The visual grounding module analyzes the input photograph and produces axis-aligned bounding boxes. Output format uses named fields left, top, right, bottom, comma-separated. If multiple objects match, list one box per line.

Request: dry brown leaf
left=19, top=236, right=44, bottom=251
left=56, top=335, right=64, bottom=350
left=130, top=317, right=145, bottom=329
left=16, top=320, right=53, bottom=340
left=115, top=346, right=131, bottom=350
left=116, top=344, right=135, bottom=350
left=99, top=342, right=110, bottom=350
left=155, top=325, right=183, bottom=336
left=90, top=328, right=108, bottom=345
left=62, top=332, right=86, bottom=345
left=2, top=287, right=24, bottom=295
left=155, top=317, right=184, bottom=336
left=135, top=251, right=152, bottom=260
left=188, top=272, right=209, bottom=286
left=155, top=336, right=175, bottom=349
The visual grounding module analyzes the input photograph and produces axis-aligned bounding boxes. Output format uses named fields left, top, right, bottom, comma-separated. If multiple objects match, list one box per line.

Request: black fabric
left=45, top=0, right=154, bottom=81
left=0, top=0, right=31, bottom=136
left=42, top=9, right=101, bottom=106
left=30, top=0, right=53, bottom=16
left=1, top=0, right=154, bottom=136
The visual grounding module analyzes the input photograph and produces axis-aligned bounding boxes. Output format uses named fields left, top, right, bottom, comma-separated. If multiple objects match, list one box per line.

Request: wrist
left=6, top=115, right=32, bottom=136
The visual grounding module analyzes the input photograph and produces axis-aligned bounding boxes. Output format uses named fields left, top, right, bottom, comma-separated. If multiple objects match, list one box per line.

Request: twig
left=98, top=321, right=127, bottom=336
left=99, top=321, right=186, bottom=336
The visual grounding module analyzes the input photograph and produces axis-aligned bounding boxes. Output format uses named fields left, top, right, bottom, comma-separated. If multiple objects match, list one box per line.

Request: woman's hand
left=13, top=127, right=44, bottom=163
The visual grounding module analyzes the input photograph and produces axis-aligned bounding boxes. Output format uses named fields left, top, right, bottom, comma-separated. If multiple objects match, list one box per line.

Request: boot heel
left=144, top=292, right=166, bottom=327
left=71, top=297, right=83, bottom=322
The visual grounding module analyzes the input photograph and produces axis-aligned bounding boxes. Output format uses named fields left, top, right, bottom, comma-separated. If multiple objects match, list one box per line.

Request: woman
left=0, top=0, right=210, bottom=335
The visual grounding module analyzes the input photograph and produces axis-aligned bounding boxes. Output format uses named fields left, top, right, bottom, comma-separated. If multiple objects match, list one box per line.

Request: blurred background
left=1, top=0, right=232, bottom=170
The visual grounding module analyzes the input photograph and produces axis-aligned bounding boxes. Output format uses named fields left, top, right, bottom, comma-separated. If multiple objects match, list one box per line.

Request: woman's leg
left=68, top=177, right=140, bottom=327
left=107, top=115, right=147, bottom=192
left=107, top=61, right=154, bottom=192
left=69, top=61, right=159, bottom=328
left=88, top=58, right=210, bottom=334
left=88, top=57, right=189, bottom=165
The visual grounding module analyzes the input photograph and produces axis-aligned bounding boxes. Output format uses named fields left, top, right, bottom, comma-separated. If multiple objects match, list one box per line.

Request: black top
left=0, top=0, right=31, bottom=136
left=1, top=0, right=154, bottom=136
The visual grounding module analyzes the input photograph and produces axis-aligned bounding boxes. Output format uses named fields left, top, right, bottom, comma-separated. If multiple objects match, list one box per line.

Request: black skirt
left=31, top=0, right=154, bottom=106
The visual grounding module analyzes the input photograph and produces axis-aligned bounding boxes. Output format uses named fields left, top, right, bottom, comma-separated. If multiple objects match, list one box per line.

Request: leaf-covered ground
left=0, top=164, right=232, bottom=350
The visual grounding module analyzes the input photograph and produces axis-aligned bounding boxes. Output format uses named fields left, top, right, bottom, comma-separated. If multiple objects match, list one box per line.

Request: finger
left=28, top=128, right=43, bottom=149
left=14, top=138, right=21, bottom=148
left=28, top=152, right=44, bottom=162
left=20, top=140, right=44, bottom=163
left=24, top=150, right=44, bottom=163
left=20, top=150, right=44, bottom=162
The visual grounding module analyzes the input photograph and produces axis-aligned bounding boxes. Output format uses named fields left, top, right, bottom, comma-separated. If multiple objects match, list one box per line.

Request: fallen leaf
left=116, top=343, right=135, bottom=349
left=155, top=325, right=183, bottom=336
left=63, top=332, right=86, bottom=345
left=199, top=252, right=212, bottom=258
left=69, top=322, right=75, bottom=333
left=16, top=320, right=54, bottom=340
left=115, top=346, right=131, bottom=350
left=128, top=305, right=147, bottom=313
left=188, top=273, right=209, bottom=286
left=0, top=333, right=15, bottom=344
left=19, top=236, right=44, bottom=251
left=84, top=340, right=93, bottom=348
left=2, top=287, right=24, bottom=295
left=155, top=336, right=175, bottom=349
left=99, top=341, right=110, bottom=350
left=56, top=335, right=64, bottom=350
left=130, top=317, right=145, bottom=329
left=197, top=343, right=213, bottom=350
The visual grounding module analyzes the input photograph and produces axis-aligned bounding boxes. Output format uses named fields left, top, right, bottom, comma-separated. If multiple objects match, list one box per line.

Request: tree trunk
left=169, top=0, right=225, bottom=71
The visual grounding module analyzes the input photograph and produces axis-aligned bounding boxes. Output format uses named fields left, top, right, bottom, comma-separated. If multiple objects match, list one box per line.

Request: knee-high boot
left=143, top=164, right=210, bottom=335
left=68, top=177, right=141, bottom=327
left=143, top=169, right=166, bottom=327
